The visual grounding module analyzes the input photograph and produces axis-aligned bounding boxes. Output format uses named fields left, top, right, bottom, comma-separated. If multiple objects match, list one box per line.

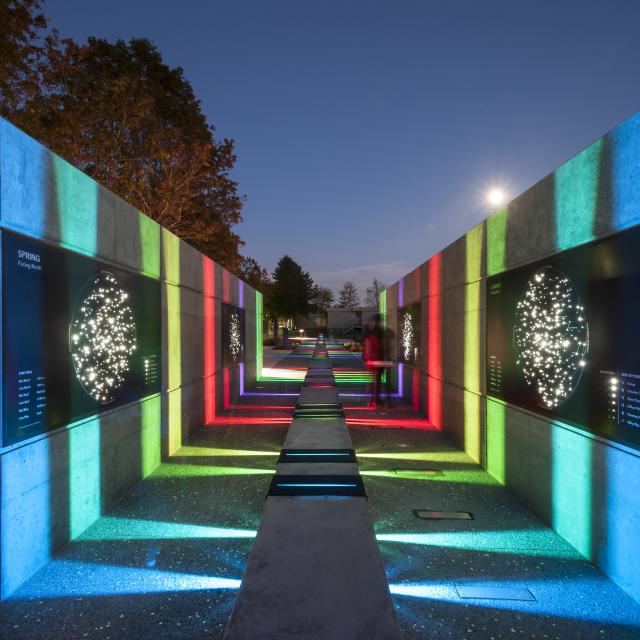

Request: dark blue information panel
left=487, top=224, right=640, bottom=451
left=2, top=230, right=161, bottom=446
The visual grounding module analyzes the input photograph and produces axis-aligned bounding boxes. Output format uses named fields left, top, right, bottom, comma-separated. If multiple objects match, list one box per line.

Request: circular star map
left=69, top=271, right=137, bottom=403
left=401, top=310, right=415, bottom=362
left=229, top=309, right=242, bottom=362
left=514, top=266, right=588, bottom=409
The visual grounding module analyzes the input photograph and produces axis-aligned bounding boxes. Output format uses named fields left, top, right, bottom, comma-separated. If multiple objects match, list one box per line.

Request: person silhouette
left=363, top=314, right=393, bottom=407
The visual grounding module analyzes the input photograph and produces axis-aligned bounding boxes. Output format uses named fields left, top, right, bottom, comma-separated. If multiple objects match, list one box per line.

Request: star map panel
left=2, top=230, right=161, bottom=446
left=398, top=302, right=421, bottom=365
left=487, top=224, right=640, bottom=451
left=222, top=302, right=245, bottom=368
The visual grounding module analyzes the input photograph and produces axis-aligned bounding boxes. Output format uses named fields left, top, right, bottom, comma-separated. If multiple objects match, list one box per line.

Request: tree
left=238, top=256, right=271, bottom=292
left=0, top=0, right=53, bottom=116
left=311, top=286, right=334, bottom=312
left=14, top=36, right=245, bottom=271
left=338, top=281, right=360, bottom=310
left=364, top=278, right=387, bottom=307
left=268, top=256, right=314, bottom=334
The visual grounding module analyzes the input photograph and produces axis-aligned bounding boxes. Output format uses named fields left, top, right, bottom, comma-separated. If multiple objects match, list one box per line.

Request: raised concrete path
left=224, top=338, right=401, bottom=639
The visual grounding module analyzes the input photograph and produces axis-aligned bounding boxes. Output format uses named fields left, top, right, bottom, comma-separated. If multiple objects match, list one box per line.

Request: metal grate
left=394, top=468, right=442, bottom=477
left=455, top=586, right=535, bottom=601
left=413, top=510, right=473, bottom=520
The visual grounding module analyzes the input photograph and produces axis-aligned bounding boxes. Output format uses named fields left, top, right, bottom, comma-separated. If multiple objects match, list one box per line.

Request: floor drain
left=413, top=510, right=473, bottom=520
left=394, top=468, right=442, bottom=476
left=455, top=585, right=535, bottom=601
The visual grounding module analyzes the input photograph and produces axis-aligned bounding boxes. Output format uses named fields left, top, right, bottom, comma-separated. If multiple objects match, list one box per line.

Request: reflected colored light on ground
left=15, top=561, right=241, bottom=598
left=339, top=392, right=401, bottom=398
left=259, top=367, right=306, bottom=381
left=177, top=446, right=278, bottom=457
left=343, top=405, right=415, bottom=411
left=357, top=451, right=471, bottom=462
left=242, top=392, right=300, bottom=397
left=387, top=578, right=638, bottom=625
left=207, top=416, right=290, bottom=426
left=361, top=469, right=492, bottom=484
left=388, top=582, right=452, bottom=599
left=82, top=517, right=257, bottom=540
left=154, top=464, right=275, bottom=477
left=346, top=418, right=438, bottom=430
left=376, top=529, right=577, bottom=558
left=229, top=404, right=293, bottom=411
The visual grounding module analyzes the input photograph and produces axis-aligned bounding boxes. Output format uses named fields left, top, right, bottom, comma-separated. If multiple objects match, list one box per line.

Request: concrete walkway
left=224, top=338, right=401, bottom=639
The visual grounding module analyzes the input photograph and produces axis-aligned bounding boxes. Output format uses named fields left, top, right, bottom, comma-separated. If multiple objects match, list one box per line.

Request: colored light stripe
left=464, top=225, right=483, bottom=462
left=284, top=453, right=351, bottom=457
left=276, top=483, right=358, bottom=488
left=486, top=206, right=507, bottom=276
left=203, top=256, right=216, bottom=425
left=428, top=252, right=442, bottom=428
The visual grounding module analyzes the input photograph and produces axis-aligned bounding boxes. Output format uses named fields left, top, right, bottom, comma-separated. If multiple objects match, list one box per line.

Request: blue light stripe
left=284, top=453, right=351, bottom=457
left=276, top=483, right=358, bottom=488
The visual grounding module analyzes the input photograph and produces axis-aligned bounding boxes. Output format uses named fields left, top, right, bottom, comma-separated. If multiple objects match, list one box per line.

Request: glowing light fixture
left=276, top=483, right=358, bottom=488
left=229, top=308, right=242, bottom=361
left=514, top=266, right=589, bottom=408
left=69, top=271, right=136, bottom=402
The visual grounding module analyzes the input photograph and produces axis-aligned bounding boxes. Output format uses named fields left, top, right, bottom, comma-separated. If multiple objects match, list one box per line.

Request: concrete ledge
left=224, top=497, right=401, bottom=640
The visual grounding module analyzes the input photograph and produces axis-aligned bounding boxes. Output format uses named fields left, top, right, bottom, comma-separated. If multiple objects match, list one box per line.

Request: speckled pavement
left=2, top=343, right=640, bottom=639
left=347, top=405, right=640, bottom=639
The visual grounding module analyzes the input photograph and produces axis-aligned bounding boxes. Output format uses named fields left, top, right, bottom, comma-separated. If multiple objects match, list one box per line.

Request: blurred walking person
left=364, top=314, right=393, bottom=407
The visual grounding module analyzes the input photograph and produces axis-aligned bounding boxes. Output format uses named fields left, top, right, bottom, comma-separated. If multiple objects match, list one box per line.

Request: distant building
left=327, top=307, right=378, bottom=337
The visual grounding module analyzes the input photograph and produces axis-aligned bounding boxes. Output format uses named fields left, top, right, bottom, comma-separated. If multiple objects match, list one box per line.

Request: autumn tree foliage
left=0, top=0, right=52, bottom=114
left=1, top=2, right=248, bottom=272
left=239, top=256, right=272, bottom=292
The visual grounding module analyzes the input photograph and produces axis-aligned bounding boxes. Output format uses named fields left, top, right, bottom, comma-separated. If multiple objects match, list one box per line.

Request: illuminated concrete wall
left=0, top=118, right=262, bottom=597
left=384, top=112, right=640, bottom=602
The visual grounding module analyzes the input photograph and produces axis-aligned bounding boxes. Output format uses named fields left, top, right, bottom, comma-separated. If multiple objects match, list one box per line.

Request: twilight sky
left=45, top=0, right=640, bottom=297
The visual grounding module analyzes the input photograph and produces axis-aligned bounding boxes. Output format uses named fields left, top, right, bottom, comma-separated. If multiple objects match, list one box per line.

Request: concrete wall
left=382, top=112, right=640, bottom=602
left=0, top=118, right=263, bottom=597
